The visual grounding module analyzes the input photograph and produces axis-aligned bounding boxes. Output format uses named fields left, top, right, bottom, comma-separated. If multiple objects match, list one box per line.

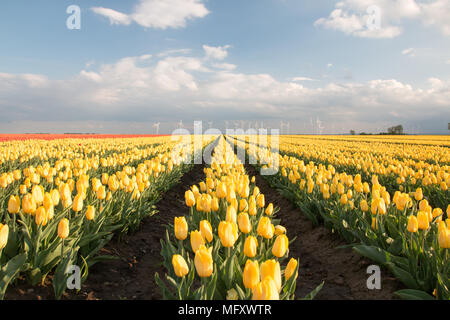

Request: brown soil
left=245, top=164, right=404, bottom=300
left=5, top=147, right=403, bottom=300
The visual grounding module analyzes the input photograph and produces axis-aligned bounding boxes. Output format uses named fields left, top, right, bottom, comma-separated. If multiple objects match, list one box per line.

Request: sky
left=0, top=0, right=449, bottom=134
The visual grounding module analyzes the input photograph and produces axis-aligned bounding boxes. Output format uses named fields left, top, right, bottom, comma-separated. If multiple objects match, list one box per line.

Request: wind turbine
left=153, top=122, right=160, bottom=135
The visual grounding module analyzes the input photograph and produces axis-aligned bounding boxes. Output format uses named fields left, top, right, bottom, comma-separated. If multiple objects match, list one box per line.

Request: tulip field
left=0, top=134, right=448, bottom=300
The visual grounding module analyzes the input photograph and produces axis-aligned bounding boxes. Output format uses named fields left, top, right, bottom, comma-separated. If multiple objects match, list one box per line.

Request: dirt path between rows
left=245, top=164, right=404, bottom=299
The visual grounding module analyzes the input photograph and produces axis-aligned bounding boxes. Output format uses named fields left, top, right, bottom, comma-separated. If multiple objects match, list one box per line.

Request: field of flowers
left=0, top=134, right=214, bottom=299
left=227, top=134, right=449, bottom=300
left=0, top=133, right=448, bottom=300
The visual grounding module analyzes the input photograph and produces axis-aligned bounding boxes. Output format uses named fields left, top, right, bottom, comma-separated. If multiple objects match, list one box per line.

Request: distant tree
left=350, top=130, right=356, bottom=135
left=387, top=125, right=404, bottom=135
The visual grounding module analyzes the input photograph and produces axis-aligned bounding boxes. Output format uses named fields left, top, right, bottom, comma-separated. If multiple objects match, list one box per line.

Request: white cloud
left=315, top=0, right=450, bottom=38
left=157, top=49, right=192, bottom=57
left=92, top=0, right=209, bottom=29
left=91, top=7, right=132, bottom=25
left=203, top=45, right=231, bottom=60
left=212, top=63, right=237, bottom=71
left=0, top=48, right=449, bottom=133
left=291, top=77, right=316, bottom=82
left=402, top=48, right=416, bottom=57
left=420, top=0, right=450, bottom=36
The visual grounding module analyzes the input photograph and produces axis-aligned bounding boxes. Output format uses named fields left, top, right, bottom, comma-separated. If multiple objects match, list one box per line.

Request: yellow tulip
left=50, top=189, right=60, bottom=206
left=22, top=193, right=37, bottom=215
left=58, top=218, right=69, bottom=239
left=86, top=206, right=95, bottom=221
left=438, top=228, right=450, bottom=249
left=257, top=217, right=274, bottom=239
left=238, top=212, right=252, bottom=234
left=260, top=259, right=281, bottom=292
left=360, top=200, right=369, bottom=212
left=200, top=220, right=213, bottom=243
left=265, top=203, right=274, bottom=216
left=35, top=206, right=48, bottom=226
left=72, top=194, right=84, bottom=212
left=7, top=195, right=20, bottom=214
left=226, top=206, right=237, bottom=223
left=174, top=217, right=188, bottom=241
left=211, top=197, right=219, bottom=212
left=239, top=199, right=248, bottom=212
left=172, top=254, right=189, bottom=277
left=194, top=245, right=213, bottom=278
left=244, top=236, right=258, bottom=258
left=417, top=211, right=429, bottom=230
left=216, top=182, right=227, bottom=199
left=272, top=234, right=289, bottom=258
left=0, top=224, right=9, bottom=250
left=218, top=221, right=238, bottom=248
left=256, top=194, right=265, bottom=208
left=31, top=185, right=44, bottom=204
left=255, top=276, right=280, bottom=300
left=243, top=260, right=260, bottom=289
left=274, top=225, right=286, bottom=236
left=184, top=190, right=195, bottom=207
left=97, top=185, right=106, bottom=200
left=285, top=258, right=298, bottom=281
left=414, top=188, right=423, bottom=201
left=190, top=230, right=205, bottom=252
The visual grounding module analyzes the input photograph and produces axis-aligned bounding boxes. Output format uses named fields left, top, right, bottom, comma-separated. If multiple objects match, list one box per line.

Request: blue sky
left=0, top=0, right=449, bottom=134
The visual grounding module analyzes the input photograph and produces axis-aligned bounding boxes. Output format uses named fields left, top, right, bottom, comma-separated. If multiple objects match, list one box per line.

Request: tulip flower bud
left=226, top=206, right=237, bottom=223
left=414, top=188, right=423, bottom=201
left=438, top=228, right=450, bottom=249
left=19, top=185, right=27, bottom=194
left=32, top=185, right=44, bottom=204
left=0, top=224, right=9, bottom=249
left=417, top=211, right=429, bottom=230
left=257, top=217, right=274, bottom=239
left=256, top=194, right=265, bottom=208
left=58, top=218, right=69, bottom=239
left=274, top=225, right=286, bottom=236
left=72, top=194, right=83, bottom=212
left=185, top=190, right=195, bottom=207
left=174, top=217, right=188, bottom=241
left=360, top=200, right=369, bottom=212
left=172, top=254, right=189, bottom=277
left=22, top=193, right=37, bottom=215
left=239, top=199, right=248, bottom=212
left=265, top=203, right=273, bottom=216
left=340, top=194, right=348, bottom=205
left=35, top=206, right=49, bottom=226
left=243, top=260, right=260, bottom=289
left=211, top=197, right=219, bottom=212
left=272, top=234, right=289, bottom=258
left=194, top=245, right=213, bottom=278
left=244, top=236, right=258, bottom=258
left=255, top=276, right=280, bottom=300
left=85, top=206, right=95, bottom=221
left=50, top=189, right=60, bottom=206
left=216, top=182, right=227, bottom=199
left=260, top=259, right=281, bottom=292
left=218, top=221, right=238, bottom=248
left=285, top=258, right=298, bottom=281
left=238, top=212, right=252, bottom=234
left=200, top=220, right=213, bottom=243
left=190, top=230, right=205, bottom=252
left=8, top=195, right=20, bottom=214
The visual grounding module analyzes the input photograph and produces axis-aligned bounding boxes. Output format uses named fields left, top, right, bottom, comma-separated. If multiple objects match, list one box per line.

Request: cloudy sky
left=0, top=0, right=449, bottom=134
